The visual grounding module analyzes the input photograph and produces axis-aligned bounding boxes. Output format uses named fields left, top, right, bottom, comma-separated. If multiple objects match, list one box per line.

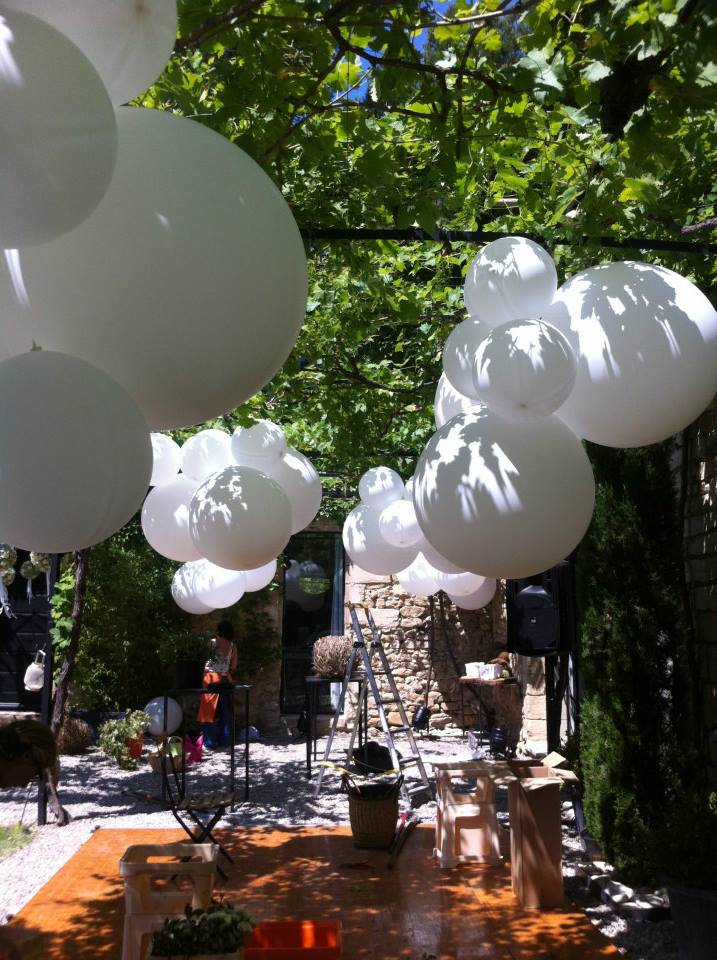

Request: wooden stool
left=434, top=764, right=502, bottom=868
left=119, top=842, right=218, bottom=960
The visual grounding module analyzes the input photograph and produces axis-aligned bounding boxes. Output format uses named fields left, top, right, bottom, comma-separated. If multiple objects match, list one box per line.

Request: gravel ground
left=0, top=730, right=677, bottom=959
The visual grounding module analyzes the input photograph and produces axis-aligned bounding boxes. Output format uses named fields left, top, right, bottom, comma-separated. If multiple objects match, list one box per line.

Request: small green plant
left=151, top=899, right=256, bottom=957
left=0, top=823, right=32, bottom=860
left=98, top=710, right=150, bottom=769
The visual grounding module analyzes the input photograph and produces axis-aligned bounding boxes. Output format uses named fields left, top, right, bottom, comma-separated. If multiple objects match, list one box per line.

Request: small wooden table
left=458, top=675, right=519, bottom=738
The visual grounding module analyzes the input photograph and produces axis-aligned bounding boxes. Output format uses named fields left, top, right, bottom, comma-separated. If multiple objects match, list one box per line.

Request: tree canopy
left=138, top=0, right=717, bottom=502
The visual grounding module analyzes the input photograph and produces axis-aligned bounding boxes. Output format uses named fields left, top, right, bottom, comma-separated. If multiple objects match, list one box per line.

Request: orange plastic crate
left=245, top=920, right=342, bottom=960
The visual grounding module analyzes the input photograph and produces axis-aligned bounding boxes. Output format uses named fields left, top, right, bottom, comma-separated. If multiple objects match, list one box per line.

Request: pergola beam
left=300, top=226, right=717, bottom=256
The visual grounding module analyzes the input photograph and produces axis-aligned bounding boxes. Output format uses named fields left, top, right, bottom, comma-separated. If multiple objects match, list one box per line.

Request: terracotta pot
left=150, top=953, right=241, bottom=959
left=668, top=884, right=717, bottom=960
left=125, top=737, right=143, bottom=760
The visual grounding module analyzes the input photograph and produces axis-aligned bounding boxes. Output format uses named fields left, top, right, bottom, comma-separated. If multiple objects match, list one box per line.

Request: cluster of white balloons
left=142, top=420, right=322, bottom=614
left=342, top=466, right=497, bottom=611
left=0, top=3, right=307, bottom=554
left=428, top=236, right=717, bottom=579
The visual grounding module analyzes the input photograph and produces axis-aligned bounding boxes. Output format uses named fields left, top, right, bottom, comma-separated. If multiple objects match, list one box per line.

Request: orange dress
left=197, top=641, right=235, bottom=723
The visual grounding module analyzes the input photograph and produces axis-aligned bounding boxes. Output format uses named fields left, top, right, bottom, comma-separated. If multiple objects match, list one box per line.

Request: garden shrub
left=576, top=441, right=697, bottom=882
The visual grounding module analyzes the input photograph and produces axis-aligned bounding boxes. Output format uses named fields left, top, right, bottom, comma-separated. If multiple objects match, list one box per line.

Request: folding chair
left=160, top=759, right=235, bottom=880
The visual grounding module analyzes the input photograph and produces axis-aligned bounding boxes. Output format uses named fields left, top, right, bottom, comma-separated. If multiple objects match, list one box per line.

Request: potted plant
left=312, top=634, right=353, bottom=679
left=150, top=900, right=256, bottom=959
left=660, top=788, right=717, bottom=960
left=98, top=710, right=150, bottom=769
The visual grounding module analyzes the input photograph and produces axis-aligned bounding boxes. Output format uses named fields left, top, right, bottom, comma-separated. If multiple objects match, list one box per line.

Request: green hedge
left=576, top=442, right=697, bottom=882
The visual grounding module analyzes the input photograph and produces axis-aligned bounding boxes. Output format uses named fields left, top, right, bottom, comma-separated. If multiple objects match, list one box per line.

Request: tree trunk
left=51, top=549, right=90, bottom=737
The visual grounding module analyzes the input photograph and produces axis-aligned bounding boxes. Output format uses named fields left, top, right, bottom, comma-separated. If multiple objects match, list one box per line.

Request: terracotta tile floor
left=8, top=826, right=619, bottom=959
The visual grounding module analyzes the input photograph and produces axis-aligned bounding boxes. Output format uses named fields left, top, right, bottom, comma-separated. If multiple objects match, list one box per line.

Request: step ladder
left=314, top=602, right=433, bottom=806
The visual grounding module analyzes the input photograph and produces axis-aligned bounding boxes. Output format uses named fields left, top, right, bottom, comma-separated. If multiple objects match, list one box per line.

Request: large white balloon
left=442, top=318, right=488, bottom=399
left=464, top=237, right=557, bottom=327
left=449, top=578, right=497, bottom=610
left=413, top=410, right=595, bottom=580
left=544, top=261, right=717, bottom=447
left=417, top=536, right=464, bottom=574
left=358, top=467, right=405, bottom=510
left=189, top=467, right=292, bottom=571
left=141, top=476, right=202, bottom=562
left=342, top=504, right=418, bottom=576
left=191, top=559, right=246, bottom=610
left=244, top=559, right=277, bottom=592
left=5, top=0, right=178, bottom=106
left=171, top=563, right=214, bottom=615
left=144, top=696, right=183, bottom=737
left=180, top=429, right=233, bottom=482
left=436, top=570, right=487, bottom=598
left=378, top=500, right=423, bottom=548
left=0, top=7, right=117, bottom=247
left=267, top=448, right=322, bottom=533
left=0, top=351, right=150, bottom=552
left=0, top=108, right=307, bottom=429
left=434, top=372, right=484, bottom=429
left=231, top=420, right=288, bottom=470
left=473, top=318, right=577, bottom=421
left=397, top=553, right=442, bottom=597
left=150, top=433, right=181, bottom=487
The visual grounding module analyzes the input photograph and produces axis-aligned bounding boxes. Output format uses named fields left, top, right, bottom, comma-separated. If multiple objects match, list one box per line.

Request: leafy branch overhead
left=145, top=0, right=717, bottom=491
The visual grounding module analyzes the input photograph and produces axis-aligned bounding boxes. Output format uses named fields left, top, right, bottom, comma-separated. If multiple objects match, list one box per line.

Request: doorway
left=280, top=531, right=344, bottom=713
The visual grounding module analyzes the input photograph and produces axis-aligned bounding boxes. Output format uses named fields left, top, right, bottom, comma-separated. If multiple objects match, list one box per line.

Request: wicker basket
left=148, top=736, right=183, bottom=774
left=345, top=778, right=400, bottom=850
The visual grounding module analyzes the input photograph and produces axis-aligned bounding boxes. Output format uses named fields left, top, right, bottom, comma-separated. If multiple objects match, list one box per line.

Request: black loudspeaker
left=506, top=558, right=576, bottom=657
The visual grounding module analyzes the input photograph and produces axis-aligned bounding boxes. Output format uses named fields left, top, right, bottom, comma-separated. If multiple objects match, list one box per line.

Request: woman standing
left=197, top=620, right=237, bottom=749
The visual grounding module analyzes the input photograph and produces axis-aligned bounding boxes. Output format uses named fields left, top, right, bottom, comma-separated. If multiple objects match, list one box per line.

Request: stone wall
left=683, top=395, right=717, bottom=782
left=191, top=556, right=549, bottom=752
left=341, top=562, right=547, bottom=753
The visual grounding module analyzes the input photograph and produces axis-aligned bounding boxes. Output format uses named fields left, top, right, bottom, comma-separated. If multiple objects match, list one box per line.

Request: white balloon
left=231, top=420, right=288, bottom=470
left=449, top=578, right=497, bottom=610
left=417, top=536, right=464, bottom=574
left=284, top=558, right=324, bottom=612
left=413, top=410, right=595, bottom=580
left=180, top=429, right=233, bottom=482
left=171, top=563, right=214, bottom=614
left=5, top=0, right=178, bottom=106
left=436, top=570, right=486, bottom=597
left=191, top=559, right=246, bottom=610
left=150, top=433, right=181, bottom=487
left=190, top=466, right=292, bottom=571
left=473, top=318, right=577, bottom=421
left=358, top=467, right=405, bottom=510
left=434, top=372, right=484, bottom=429
left=342, top=504, right=418, bottom=576
left=267, top=448, right=322, bottom=533
left=544, top=261, right=717, bottom=447
left=464, top=236, right=558, bottom=327
left=397, top=553, right=442, bottom=597
left=0, top=351, right=150, bottom=552
left=243, top=559, right=277, bottom=592
left=0, top=107, right=307, bottom=429
left=442, top=318, right=488, bottom=399
left=0, top=7, right=117, bottom=247
left=142, top=476, right=201, bottom=562
left=144, top=696, right=182, bottom=737
left=378, top=500, right=423, bottom=548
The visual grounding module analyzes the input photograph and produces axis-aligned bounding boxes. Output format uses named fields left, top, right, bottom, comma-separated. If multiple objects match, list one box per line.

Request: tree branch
left=175, top=0, right=267, bottom=54
left=681, top=217, right=717, bottom=236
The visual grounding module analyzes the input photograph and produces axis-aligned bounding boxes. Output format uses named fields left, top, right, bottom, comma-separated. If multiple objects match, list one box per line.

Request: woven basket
left=148, top=736, right=183, bottom=774
left=348, top=788, right=399, bottom=850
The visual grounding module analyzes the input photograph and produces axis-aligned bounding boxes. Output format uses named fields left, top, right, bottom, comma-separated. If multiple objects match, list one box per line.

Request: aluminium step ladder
left=314, top=602, right=433, bottom=805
